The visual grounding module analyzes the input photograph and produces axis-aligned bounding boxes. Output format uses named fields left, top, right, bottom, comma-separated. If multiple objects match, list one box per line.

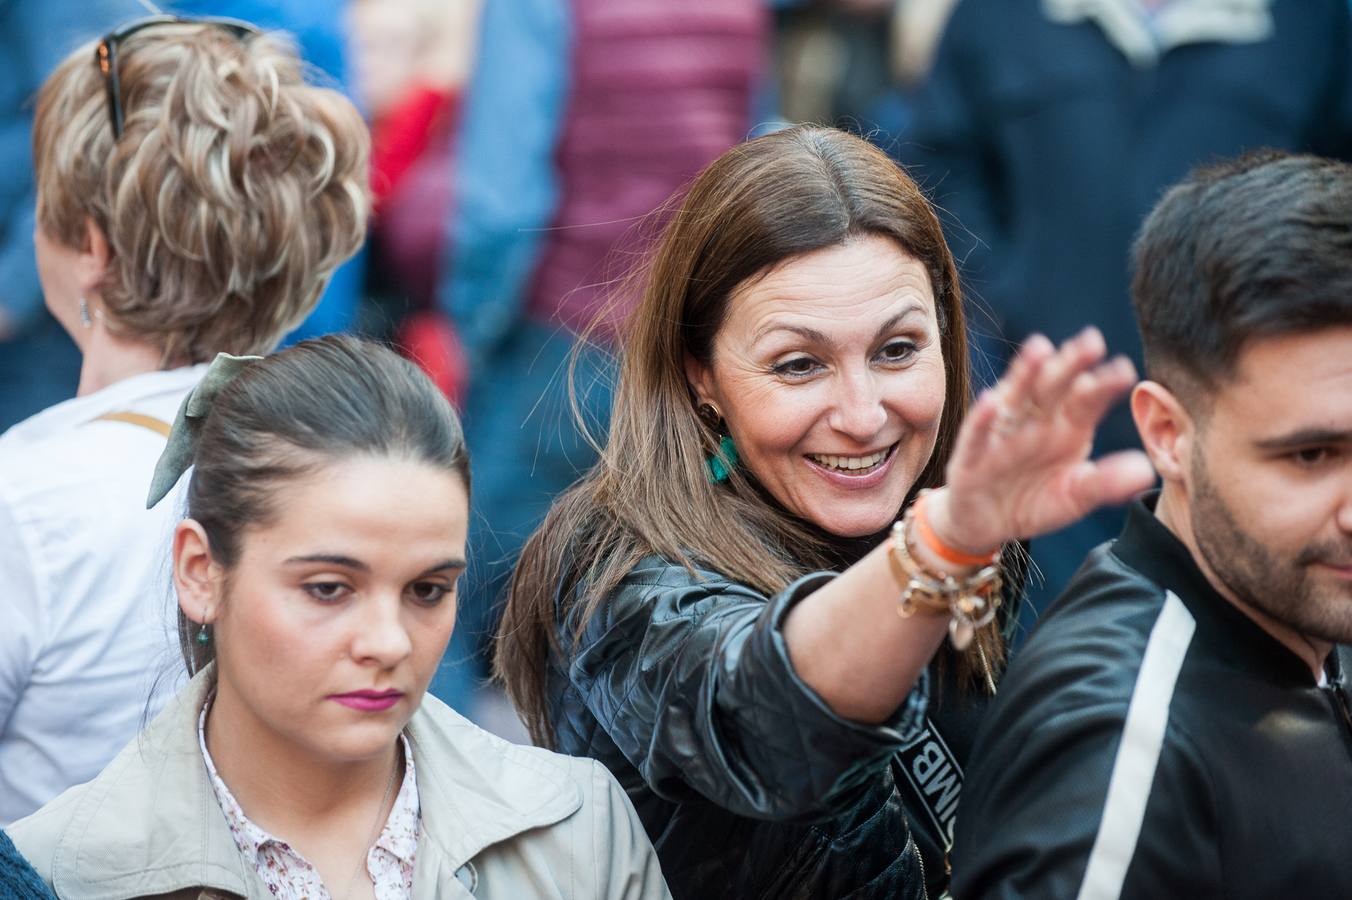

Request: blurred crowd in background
left=3, top=0, right=1350, bottom=732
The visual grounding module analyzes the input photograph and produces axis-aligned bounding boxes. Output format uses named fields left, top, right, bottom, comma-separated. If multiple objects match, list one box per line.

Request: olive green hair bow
left=145, top=352, right=262, bottom=509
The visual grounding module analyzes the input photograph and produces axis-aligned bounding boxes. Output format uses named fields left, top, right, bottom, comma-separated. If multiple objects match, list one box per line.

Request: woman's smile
left=804, top=443, right=899, bottom=490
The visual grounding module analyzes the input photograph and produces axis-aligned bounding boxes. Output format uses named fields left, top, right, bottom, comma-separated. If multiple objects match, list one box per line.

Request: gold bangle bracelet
left=887, top=506, right=1003, bottom=650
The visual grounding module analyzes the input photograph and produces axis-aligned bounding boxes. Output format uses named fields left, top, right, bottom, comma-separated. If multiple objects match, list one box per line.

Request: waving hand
left=927, top=328, right=1157, bottom=556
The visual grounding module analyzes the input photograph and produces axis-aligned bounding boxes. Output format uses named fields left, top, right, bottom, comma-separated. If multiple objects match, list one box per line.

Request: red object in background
left=371, top=84, right=460, bottom=213
left=369, top=83, right=466, bottom=405
left=398, top=310, right=467, bottom=407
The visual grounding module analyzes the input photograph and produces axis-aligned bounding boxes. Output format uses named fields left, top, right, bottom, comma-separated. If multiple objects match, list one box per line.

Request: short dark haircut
left=181, top=334, right=469, bottom=674
left=1132, top=150, right=1352, bottom=401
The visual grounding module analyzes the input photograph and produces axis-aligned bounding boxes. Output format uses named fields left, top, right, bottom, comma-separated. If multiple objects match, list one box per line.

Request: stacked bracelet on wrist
left=887, top=494, right=1003, bottom=650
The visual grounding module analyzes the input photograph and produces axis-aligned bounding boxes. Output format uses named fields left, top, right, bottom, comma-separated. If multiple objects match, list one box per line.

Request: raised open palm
left=930, top=328, right=1157, bottom=555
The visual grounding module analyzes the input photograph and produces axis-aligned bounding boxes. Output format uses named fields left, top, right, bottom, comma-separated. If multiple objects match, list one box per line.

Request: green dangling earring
left=707, top=434, right=739, bottom=483
left=698, top=402, right=739, bottom=483
left=195, top=610, right=210, bottom=646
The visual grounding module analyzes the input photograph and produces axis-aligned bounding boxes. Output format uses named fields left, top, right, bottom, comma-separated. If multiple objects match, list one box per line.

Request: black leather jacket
left=547, top=557, right=931, bottom=900
left=953, top=497, right=1352, bottom=898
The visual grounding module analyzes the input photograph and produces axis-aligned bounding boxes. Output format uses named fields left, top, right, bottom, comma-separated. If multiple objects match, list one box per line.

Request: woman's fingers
left=997, top=333, right=1055, bottom=413
left=1065, top=449, right=1157, bottom=511
left=1029, top=327, right=1107, bottom=413
left=1063, top=356, right=1138, bottom=428
left=997, top=329, right=1110, bottom=427
left=957, top=333, right=1138, bottom=478
left=952, top=386, right=1004, bottom=471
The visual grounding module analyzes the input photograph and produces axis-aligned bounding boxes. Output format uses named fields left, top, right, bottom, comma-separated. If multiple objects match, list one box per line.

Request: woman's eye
left=408, top=581, right=451, bottom=605
left=877, top=340, right=917, bottom=364
left=772, top=357, right=822, bottom=378
left=303, top=582, right=350, bottom=603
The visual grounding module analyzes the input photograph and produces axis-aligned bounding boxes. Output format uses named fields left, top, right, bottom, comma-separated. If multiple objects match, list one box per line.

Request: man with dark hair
left=950, top=151, right=1352, bottom=899
left=898, top=0, right=1352, bottom=620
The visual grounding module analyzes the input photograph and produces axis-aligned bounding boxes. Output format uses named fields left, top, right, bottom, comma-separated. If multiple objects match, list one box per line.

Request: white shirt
left=0, top=366, right=204, bottom=825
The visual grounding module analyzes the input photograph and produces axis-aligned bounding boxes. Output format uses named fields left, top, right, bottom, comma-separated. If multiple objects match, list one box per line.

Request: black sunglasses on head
left=95, top=15, right=261, bottom=140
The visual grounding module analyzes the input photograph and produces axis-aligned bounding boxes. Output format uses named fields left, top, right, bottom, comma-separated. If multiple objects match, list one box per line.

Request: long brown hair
left=496, top=125, right=1002, bottom=747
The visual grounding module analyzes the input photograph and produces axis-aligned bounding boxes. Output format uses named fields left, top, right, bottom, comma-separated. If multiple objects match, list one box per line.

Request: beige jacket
left=9, top=670, right=670, bottom=899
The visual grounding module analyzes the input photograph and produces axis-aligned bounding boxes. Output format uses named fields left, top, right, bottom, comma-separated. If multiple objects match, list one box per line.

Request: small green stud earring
left=706, top=434, right=739, bottom=483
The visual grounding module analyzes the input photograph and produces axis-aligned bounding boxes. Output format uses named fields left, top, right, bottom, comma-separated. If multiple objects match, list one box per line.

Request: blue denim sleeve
left=439, top=0, right=571, bottom=366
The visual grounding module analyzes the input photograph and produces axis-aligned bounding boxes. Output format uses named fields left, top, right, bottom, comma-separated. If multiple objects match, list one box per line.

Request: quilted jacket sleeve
left=563, top=557, right=928, bottom=823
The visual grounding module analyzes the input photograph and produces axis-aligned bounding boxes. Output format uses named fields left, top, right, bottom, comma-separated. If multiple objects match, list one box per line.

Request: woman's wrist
left=915, top=487, right=1002, bottom=573
left=886, top=498, right=1005, bottom=650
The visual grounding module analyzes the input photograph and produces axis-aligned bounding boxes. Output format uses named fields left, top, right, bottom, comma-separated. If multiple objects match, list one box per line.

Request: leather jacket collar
left=1111, top=493, right=1341, bottom=689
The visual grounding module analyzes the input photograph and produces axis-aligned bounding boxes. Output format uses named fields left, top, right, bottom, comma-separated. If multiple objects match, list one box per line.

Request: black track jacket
left=952, top=495, right=1352, bottom=899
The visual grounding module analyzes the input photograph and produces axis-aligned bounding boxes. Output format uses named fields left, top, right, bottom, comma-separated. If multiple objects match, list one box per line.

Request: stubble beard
left=1190, top=461, right=1352, bottom=646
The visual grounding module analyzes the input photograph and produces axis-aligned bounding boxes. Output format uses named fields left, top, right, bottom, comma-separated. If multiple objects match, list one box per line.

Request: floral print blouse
left=198, top=703, right=420, bottom=899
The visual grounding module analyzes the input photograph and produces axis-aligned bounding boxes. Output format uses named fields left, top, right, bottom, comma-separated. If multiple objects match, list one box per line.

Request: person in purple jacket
left=432, top=0, right=771, bottom=716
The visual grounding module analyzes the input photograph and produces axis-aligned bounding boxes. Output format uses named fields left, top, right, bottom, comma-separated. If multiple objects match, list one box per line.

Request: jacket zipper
left=909, top=831, right=931, bottom=899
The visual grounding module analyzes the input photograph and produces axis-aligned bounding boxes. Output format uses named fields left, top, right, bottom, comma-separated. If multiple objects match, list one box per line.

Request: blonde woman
left=0, top=15, right=368, bottom=824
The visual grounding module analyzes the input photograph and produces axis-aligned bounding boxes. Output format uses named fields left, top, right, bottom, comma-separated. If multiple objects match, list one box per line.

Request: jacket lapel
left=405, top=693, right=583, bottom=884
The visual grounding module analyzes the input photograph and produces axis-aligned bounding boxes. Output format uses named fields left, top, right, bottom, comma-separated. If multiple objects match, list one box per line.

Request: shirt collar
left=0, top=364, right=207, bottom=447
left=1112, top=492, right=1330, bottom=687
left=1041, top=0, right=1273, bottom=67
left=197, top=697, right=421, bottom=869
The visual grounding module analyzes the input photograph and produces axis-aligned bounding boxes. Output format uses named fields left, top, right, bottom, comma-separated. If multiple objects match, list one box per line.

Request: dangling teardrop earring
left=195, top=609, right=210, bottom=646
left=698, top=402, right=739, bottom=483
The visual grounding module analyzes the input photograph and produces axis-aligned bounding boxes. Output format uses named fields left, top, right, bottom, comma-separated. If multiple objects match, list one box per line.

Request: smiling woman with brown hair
left=495, top=125, right=1156, bottom=899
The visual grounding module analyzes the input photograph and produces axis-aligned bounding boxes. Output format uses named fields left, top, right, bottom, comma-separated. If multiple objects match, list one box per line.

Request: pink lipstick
left=330, top=690, right=403, bottom=711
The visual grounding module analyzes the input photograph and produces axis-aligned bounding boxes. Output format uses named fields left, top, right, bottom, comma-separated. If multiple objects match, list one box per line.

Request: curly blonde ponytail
left=33, top=23, right=370, bottom=362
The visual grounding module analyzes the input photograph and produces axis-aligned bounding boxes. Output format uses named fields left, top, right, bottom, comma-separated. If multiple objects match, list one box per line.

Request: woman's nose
left=827, top=371, right=888, bottom=441
left=352, top=594, right=414, bottom=667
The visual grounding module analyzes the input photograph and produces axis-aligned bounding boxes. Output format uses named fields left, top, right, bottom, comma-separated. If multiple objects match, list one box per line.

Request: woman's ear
left=1131, top=381, right=1193, bottom=485
left=173, top=519, right=223, bottom=624
left=77, top=217, right=111, bottom=298
left=683, top=352, right=715, bottom=408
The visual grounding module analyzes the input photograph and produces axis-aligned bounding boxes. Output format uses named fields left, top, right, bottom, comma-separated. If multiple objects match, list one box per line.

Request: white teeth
left=809, top=449, right=888, bottom=472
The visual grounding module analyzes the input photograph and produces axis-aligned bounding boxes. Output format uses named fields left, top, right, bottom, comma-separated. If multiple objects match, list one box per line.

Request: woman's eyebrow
left=284, top=553, right=367, bottom=571
left=753, top=322, right=831, bottom=345
left=282, top=555, right=469, bottom=576
left=751, top=305, right=925, bottom=346
left=417, top=558, right=468, bottom=577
